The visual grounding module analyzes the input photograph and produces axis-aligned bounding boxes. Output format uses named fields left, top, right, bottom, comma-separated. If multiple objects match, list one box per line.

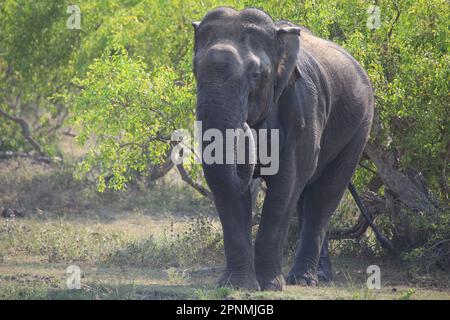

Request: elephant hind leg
left=287, top=125, right=369, bottom=286
left=317, top=236, right=333, bottom=282
left=294, top=194, right=333, bottom=283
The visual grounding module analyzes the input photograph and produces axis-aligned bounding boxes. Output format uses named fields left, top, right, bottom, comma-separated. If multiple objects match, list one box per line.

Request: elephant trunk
left=202, top=123, right=256, bottom=199
left=198, top=97, right=256, bottom=199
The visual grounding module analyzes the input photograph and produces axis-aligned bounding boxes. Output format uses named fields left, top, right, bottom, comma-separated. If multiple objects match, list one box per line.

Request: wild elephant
left=192, top=7, right=373, bottom=291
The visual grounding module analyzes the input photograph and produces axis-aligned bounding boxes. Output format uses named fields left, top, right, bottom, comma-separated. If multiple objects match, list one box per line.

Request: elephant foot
left=317, top=256, right=333, bottom=283
left=286, top=270, right=318, bottom=287
left=217, top=270, right=260, bottom=291
left=256, top=274, right=285, bottom=291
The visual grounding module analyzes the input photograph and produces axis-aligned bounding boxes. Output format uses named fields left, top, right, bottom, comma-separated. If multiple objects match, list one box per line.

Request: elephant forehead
left=195, top=24, right=275, bottom=63
left=197, top=21, right=273, bottom=42
left=196, top=8, right=275, bottom=45
left=201, top=7, right=274, bottom=28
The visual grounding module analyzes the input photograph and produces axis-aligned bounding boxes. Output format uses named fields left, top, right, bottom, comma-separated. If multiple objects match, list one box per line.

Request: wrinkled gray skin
left=193, top=7, right=373, bottom=291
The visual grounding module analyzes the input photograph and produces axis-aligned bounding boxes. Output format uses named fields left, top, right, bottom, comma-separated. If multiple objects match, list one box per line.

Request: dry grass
left=1, top=211, right=448, bottom=300
left=0, top=158, right=213, bottom=216
left=0, top=261, right=449, bottom=300
left=0, top=158, right=449, bottom=300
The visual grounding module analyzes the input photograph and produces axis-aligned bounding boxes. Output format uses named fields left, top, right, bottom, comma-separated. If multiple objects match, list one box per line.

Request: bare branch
left=364, top=141, right=441, bottom=214
left=329, top=191, right=386, bottom=240
left=0, top=106, right=45, bottom=156
left=382, top=1, right=401, bottom=51
left=176, top=163, right=212, bottom=200
left=45, top=104, right=69, bottom=135
left=149, top=155, right=174, bottom=181
left=61, top=129, right=77, bottom=137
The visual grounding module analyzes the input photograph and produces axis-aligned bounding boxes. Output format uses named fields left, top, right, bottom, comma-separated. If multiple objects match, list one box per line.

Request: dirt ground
left=1, top=258, right=449, bottom=300
left=0, top=212, right=448, bottom=300
left=0, top=159, right=449, bottom=300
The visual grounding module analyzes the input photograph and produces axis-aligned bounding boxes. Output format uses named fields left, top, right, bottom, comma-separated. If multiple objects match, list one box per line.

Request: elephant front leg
left=254, top=177, right=300, bottom=291
left=214, top=191, right=260, bottom=291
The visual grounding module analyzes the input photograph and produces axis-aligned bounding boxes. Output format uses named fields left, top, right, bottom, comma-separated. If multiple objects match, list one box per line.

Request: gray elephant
left=193, top=7, right=373, bottom=290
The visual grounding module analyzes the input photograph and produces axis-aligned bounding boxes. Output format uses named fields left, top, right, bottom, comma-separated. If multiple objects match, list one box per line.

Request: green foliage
left=71, top=47, right=194, bottom=190
left=0, top=0, right=82, bottom=154
left=65, top=0, right=450, bottom=198
left=1, top=0, right=447, bottom=197
left=398, top=288, right=416, bottom=300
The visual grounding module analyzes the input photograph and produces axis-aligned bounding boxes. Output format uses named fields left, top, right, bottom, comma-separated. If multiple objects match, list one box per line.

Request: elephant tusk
left=233, top=122, right=256, bottom=196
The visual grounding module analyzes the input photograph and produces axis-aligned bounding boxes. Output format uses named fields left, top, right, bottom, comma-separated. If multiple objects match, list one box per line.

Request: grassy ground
left=0, top=159, right=449, bottom=300
left=0, top=262, right=448, bottom=300
left=1, top=212, right=449, bottom=300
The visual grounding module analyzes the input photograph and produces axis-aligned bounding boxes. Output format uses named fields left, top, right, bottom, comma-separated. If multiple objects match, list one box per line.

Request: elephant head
left=193, top=7, right=301, bottom=198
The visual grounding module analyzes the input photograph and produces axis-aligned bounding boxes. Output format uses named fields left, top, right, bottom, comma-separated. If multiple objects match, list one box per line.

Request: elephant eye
left=249, top=71, right=261, bottom=87
left=251, top=71, right=261, bottom=79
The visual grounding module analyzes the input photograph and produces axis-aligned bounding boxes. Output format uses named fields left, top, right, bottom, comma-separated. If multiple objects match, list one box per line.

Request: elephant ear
left=274, top=25, right=301, bottom=103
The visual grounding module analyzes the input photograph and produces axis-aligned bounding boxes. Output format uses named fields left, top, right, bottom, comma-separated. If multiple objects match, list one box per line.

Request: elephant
left=192, top=7, right=374, bottom=291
